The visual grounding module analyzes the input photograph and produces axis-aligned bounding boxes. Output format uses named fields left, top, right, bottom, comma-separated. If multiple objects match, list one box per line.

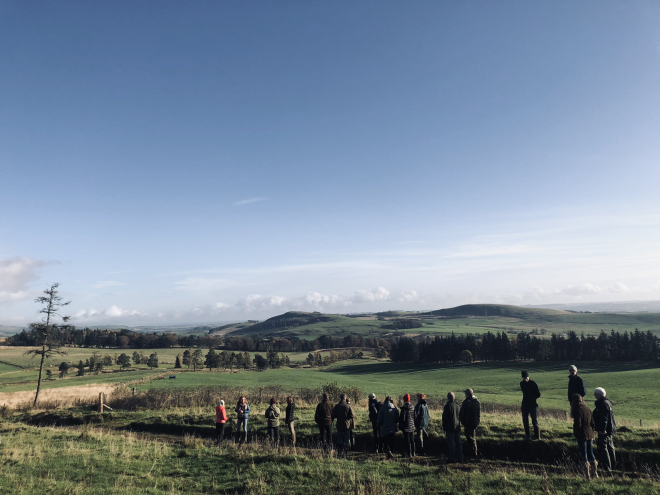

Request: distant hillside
left=427, top=304, right=569, bottom=318
left=231, top=311, right=340, bottom=335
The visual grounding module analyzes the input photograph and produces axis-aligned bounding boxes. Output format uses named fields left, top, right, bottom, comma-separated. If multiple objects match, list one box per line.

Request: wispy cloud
left=233, top=197, right=267, bottom=206
left=91, top=281, right=125, bottom=289
left=0, top=257, right=45, bottom=304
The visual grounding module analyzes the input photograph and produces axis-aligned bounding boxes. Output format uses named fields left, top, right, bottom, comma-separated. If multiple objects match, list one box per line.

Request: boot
left=524, top=424, right=531, bottom=442
left=585, top=462, right=591, bottom=479
left=533, top=425, right=540, bottom=441
left=592, top=460, right=599, bottom=478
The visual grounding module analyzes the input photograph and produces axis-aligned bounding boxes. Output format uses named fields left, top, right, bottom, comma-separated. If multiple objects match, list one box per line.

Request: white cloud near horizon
left=233, top=197, right=267, bottom=206
left=0, top=257, right=46, bottom=304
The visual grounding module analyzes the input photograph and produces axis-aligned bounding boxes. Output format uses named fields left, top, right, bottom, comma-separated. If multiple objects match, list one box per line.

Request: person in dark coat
left=399, top=394, right=416, bottom=457
left=442, top=392, right=463, bottom=463
left=593, top=387, right=616, bottom=475
left=459, top=388, right=480, bottom=458
left=414, top=393, right=430, bottom=454
left=331, top=393, right=354, bottom=454
left=346, top=397, right=356, bottom=449
left=368, top=393, right=382, bottom=453
left=315, top=393, right=334, bottom=447
left=285, top=396, right=296, bottom=446
left=520, top=370, right=541, bottom=441
left=568, top=365, right=587, bottom=403
left=571, top=393, right=597, bottom=479
left=264, top=398, right=281, bottom=445
left=377, top=396, right=399, bottom=459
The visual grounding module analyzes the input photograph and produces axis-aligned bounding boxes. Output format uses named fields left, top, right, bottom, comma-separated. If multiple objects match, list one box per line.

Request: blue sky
left=1, top=1, right=660, bottom=325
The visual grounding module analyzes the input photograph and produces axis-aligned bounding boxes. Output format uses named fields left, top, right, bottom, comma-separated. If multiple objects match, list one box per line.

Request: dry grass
left=0, top=383, right=117, bottom=409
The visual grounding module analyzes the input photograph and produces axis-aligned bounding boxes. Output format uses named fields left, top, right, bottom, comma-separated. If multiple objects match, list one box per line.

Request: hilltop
left=426, top=304, right=569, bottom=318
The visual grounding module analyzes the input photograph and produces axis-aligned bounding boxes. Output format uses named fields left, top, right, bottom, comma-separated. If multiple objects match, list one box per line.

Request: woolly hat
left=569, top=365, right=578, bottom=373
left=218, top=400, right=224, bottom=406
left=594, top=387, right=606, bottom=398
left=368, top=393, right=376, bottom=399
left=270, top=397, right=276, bottom=404
left=521, top=370, right=529, bottom=378
left=403, top=393, right=411, bottom=403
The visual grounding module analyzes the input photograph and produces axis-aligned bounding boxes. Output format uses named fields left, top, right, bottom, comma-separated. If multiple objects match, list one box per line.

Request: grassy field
left=1, top=404, right=659, bottom=494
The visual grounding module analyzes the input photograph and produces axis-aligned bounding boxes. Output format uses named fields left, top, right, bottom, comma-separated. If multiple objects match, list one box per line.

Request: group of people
left=213, top=365, right=617, bottom=478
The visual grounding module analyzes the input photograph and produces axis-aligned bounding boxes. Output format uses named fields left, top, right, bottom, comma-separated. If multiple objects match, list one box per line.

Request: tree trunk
left=33, top=344, right=46, bottom=407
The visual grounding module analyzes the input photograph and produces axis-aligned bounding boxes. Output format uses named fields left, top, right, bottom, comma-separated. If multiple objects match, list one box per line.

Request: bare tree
left=27, top=283, right=72, bottom=407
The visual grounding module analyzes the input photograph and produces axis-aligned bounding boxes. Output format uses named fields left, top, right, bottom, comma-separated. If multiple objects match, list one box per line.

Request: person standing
left=399, top=394, right=416, bottom=457
left=215, top=400, right=228, bottom=447
left=368, top=393, right=382, bottom=453
left=331, top=393, right=354, bottom=454
left=443, top=392, right=463, bottom=463
left=285, top=396, right=296, bottom=446
left=520, top=370, right=541, bottom=441
left=571, top=393, right=597, bottom=478
left=265, top=397, right=281, bottom=445
left=568, top=365, right=587, bottom=403
left=315, top=393, right=334, bottom=447
left=593, top=387, right=616, bottom=475
left=346, top=398, right=356, bottom=449
left=459, top=388, right=481, bottom=459
left=235, top=396, right=251, bottom=444
left=377, top=396, right=399, bottom=459
left=414, top=393, right=430, bottom=455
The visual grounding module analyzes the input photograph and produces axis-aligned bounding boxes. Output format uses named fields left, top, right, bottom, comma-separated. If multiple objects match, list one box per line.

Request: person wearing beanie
left=568, top=365, right=587, bottom=404
left=520, top=370, right=541, bottom=442
left=331, top=393, right=355, bottom=455
left=571, top=393, right=597, bottom=479
left=285, top=396, right=296, bottom=446
left=414, top=393, right=430, bottom=454
left=593, top=387, right=617, bottom=474
left=215, top=399, right=228, bottom=447
left=443, top=392, right=463, bottom=463
left=459, top=388, right=481, bottom=459
left=315, top=392, right=334, bottom=447
left=264, top=398, right=281, bottom=445
left=368, top=393, right=382, bottom=453
left=399, top=394, right=416, bottom=457
left=377, top=395, right=399, bottom=459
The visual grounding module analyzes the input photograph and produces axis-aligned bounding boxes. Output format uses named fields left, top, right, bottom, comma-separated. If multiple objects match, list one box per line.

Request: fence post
left=640, top=419, right=643, bottom=427
left=99, top=392, right=104, bottom=414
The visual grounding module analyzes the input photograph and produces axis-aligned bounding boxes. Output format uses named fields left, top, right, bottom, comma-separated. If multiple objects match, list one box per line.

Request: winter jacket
left=593, top=398, right=616, bottom=436
left=399, top=402, right=415, bottom=433
left=568, top=375, right=586, bottom=402
left=331, top=400, right=355, bottom=432
left=520, top=379, right=541, bottom=408
left=368, top=398, right=382, bottom=424
left=573, top=403, right=595, bottom=441
left=236, top=402, right=251, bottom=420
left=442, top=400, right=461, bottom=432
left=459, top=396, right=481, bottom=430
left=414, top=400, right=430, bottom=431
left=215, top=405, right=228, bottom=424
left=315, top=399, right=333, bottom=426
left=377, top=400, right=400, bottom=437
left=285, top=403, right=295, bottom=425
left=265, top=404, right=281, bottom=428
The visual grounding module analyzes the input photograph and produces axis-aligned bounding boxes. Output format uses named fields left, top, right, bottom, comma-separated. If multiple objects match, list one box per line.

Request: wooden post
left=640, top=419, right=643, bottom=427
left=99, top=392, right=104, bottom=414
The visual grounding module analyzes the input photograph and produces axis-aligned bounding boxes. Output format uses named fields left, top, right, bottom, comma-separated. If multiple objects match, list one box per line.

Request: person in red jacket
left=215, top=400, right=228, bottom=447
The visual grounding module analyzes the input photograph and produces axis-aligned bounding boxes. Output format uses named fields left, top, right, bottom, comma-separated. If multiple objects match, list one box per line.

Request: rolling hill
left=426, top=304, right=569, bottom=318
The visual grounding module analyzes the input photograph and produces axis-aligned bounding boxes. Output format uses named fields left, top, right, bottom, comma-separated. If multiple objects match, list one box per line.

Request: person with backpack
left=285, top=396, right=296, bottom=446
left=399, top=394, right=416, bottom=457
left=571, top=393, right=597, bottom=479
left=235, top=396, right=251, bottom=444
left=593, top=387, right=616, bottom=475
left=377, top=396, right=399, bottom=459
left=520, top=370, right=541, bottom=441
left=264, top=397, right=281, bottom=445
left=368, top=393, right=382, bottom=453
left=459, top=388, right=481, bottom=459
left=215, top=399, right=228, bottom=447
left=442, top=392, right=463, bottom=463
left=315, top=393, right=334, bottom=447
left=331, top=393, right=354, bottom=454
left=414, top=393, right=430, bottom=455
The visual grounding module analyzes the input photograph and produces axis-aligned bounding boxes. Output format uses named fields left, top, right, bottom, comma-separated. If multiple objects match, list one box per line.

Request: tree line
left=389, top=329, right=660, bottom=363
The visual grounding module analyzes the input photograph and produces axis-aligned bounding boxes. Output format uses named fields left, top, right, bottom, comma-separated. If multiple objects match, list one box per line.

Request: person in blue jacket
left=235, top=396, right=251, bottom=444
